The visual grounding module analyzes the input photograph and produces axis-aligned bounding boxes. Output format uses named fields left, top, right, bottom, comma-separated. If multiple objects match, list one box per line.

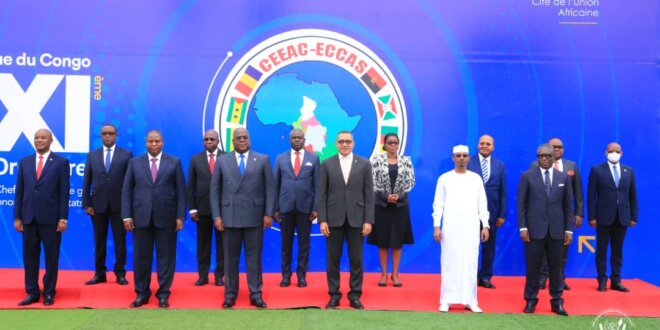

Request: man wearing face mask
left=587, top=143, right=638, bottom=292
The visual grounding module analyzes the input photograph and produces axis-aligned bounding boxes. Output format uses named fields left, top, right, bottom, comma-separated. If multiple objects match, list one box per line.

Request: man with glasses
left=518, top=144, right=574, bottom=316
left=187, top=130, right=225, bottom=287
left=82, top=124, right=133, bottom=286
left=317, top=131, right=374, bottom=310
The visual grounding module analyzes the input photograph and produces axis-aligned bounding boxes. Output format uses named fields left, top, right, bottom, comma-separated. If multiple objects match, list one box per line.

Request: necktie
left=239, top=154, right=245, bottom=176
left=481, top=158, right=489, bottom=183
left=341, top=156, right=350, bottom=184
left=36, top=155, right=44, bottom=180
left=151, top=158, right=158, bottom=182
left=105, top=148, right=112, bottom=172
left=554, top=160, right=559, bottom=171
left=544, top=169, right=551, bottom=197
left=613, top=165, right=620, bottom=188
left=209, top=153, right=215, bottom=175
left=293, top=151, right=301, bottom=176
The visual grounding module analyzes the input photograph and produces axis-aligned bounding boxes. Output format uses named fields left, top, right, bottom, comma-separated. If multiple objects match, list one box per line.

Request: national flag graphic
left=361, top=67, right=387, bottom=94
left=234, top=65, right=263, bottom=97
left=377, top=94, right=397, bottom=120
left=226, top=97, right=247, bottom=124
left=379, top=126, right=399, bottom=145
left=225, top=128, right=235, bottom=151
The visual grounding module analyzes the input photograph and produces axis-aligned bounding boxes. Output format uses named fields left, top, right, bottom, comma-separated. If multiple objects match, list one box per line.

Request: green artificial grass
left=0, top=309, right=658, bottom=329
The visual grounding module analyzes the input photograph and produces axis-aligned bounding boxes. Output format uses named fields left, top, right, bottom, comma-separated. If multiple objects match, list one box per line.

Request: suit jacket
left=210, top=151, right=276, bottom=228
left=121, top=153, right=186, bottom=229
left=317, top=154, right=375, bottom=228
left=517, top=167, right=575, bottom=240
left=187, top=150, right=224, bottom=217
left=468, top=155, right=507, bottom=221
left=82, top=146, right=132, bottom=214
left=273, top=150, right=320, bottom=214
left=587, top=162, right=638, bottom=226
left=14, top=152, right=70, bottom=224
left=370, top=153, right=415, bottom=208
left=530, top=158, right=583, bottom=217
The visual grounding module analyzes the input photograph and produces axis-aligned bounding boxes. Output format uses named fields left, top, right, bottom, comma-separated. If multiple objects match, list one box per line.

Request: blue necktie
left=105, top=148, right=112, bottom=172
left=613, top=165, right=620, bottom=188
left=239, top=154, right=245, bottom=176
left=481, top=158, right=489, bottom=183
left=544, top=170, right=551, bottom=197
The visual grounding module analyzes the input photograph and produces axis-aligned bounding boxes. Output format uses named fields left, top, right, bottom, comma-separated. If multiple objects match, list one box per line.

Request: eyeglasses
left=552, top=145, right=563, bottom=149
left=537, top=154, right=553, bottom=159
left=204, top=137, right=217, bottom=141
left=101, top=132, right=116, bottom=136
left=385, top=141, right=399, bottom=145
left=337, top=140, right=353, bottom=145
left=454, top=154, right=468, bottom=158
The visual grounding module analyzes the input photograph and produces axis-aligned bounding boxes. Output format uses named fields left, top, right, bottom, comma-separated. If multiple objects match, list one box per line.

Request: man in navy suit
left=14, top=128, right=70, bottom=306
left=517, top=144, right=574, bottom=316
left=122, top=130, right=186, bottom=308
left=210, top=127, right=276, bottom=309
left=82, top=124, right=132, bottom=286
left=587, top=142, right=638, bottom=292
left=273, top=128, right=320, bottom=288
left=187, top=129, right=225, bottom=286
left=467, top=134, right=507, bottom=289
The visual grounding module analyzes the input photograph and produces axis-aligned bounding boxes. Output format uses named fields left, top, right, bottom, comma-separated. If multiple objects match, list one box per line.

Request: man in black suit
left=317, top=131, right=374, bottom=310
left=188, top=129, right=225, bottom=287
left=13, top=129, right=70, bottom=306
left=82, top=124, right=132, bottom=286
left=210, top=128, right=276, bottom=309
left=273, top=128, right=320, bottom=288
left=122, top=130, right=186, bottom=308
left=587, top=142, right=638, bottom=292
left=517, top=144, right=574, bottom=316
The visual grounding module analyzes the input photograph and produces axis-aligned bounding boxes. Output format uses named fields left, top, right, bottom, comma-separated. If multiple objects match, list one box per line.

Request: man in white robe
left=433, top=145, right=490, bottom=313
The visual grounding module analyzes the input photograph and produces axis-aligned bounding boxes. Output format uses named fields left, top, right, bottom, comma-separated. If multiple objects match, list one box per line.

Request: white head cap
left=453, top=145, right=469, bottom=154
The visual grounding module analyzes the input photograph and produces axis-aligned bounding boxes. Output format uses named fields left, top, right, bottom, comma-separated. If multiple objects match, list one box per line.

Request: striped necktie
left=481, top=158, right=489, bottom=183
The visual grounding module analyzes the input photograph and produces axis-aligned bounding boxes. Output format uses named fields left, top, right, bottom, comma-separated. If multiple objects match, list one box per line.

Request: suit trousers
left=133, top=221, right=177, bottom=299
left=538, top=244, right=569, bottom=282
left=478, top=221, right=498, bottom=280
left=23, top=223, right=61, bottom=297
left=280, top=211, right=311, bottom=279
left=223, top=227, right=263, bottom=300
left=596, top=216, right=627, bottom=283
left=326, top=220, right=364, bottom=300
left=196, top=215, right=224, bottom=279
left=524, top=235, right=564, bottom=305
left=92, top=210, right=127, bottom=276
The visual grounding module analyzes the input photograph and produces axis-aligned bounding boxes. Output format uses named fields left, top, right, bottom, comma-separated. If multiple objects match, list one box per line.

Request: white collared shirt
left=554, top=158, right=564, bottom=172
left=35, top=151, right=51, bottom=169
left=104, top=144, right=116, bottom=167
left=236, top=150, right=250, bottom=169
left=340, top=153, right=353, bottom=178
left=608, top=161, right=621, bottom=181
left=291, top=149, right=305, bottom=168
left=207, top=149, right=219, bottom=162
left=148, top=152, right=163, bottom=171
left=539, top=166, right=553, bottom=185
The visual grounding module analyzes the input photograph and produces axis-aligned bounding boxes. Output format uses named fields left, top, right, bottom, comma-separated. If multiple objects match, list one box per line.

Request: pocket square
left=558, top=184, right=565, bottom=187
left=305, top=162, right=313, bottom=166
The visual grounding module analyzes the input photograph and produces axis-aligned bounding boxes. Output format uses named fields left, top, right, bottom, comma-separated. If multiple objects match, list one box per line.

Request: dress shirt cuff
left=565, top=231, right=573, bottom=235
left=123, top=218, right=132, bottom=222
left=189, top=209, right=198, bottom=215
left=433, top=218, right=441, bottom=227
left=519, top=228, right=528, bottom=232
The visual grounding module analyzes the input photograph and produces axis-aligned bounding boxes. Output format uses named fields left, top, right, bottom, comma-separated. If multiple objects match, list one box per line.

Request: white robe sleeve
left=432, top=175, right=445, bottom=227
left=476, top=176, right=490, bottom=229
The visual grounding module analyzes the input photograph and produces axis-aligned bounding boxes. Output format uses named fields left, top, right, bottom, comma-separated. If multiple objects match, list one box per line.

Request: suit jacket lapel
left=140, top=154, right=153, bottom=184
left=38, top=154, right=55, bottom=180
left=534, top=168, right=549, bottom=200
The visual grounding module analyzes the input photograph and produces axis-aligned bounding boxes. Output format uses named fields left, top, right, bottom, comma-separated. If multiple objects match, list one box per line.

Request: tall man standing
left=518, top=144, right=574, bottom=316
left=433, top=145, right=490, bottom=313
left=317, top=131, right=374, bottom=310
left=122, top=130, right=186, bottom=308
left=588, top=142, right=638, bottom=292
left=82, top=124, right=132, bottom=286
left=467, top=135, right=506, bottom=289
left=273, top=128, right=320, bottom=288
left=14, top=129, right=70, bottom=306
left=187, top=129, right=225, bottom=287
left=210, top=128, right=275, bottom=309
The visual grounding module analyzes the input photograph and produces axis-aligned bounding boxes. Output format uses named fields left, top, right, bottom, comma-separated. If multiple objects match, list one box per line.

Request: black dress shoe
left=116, top=276, right=129, bottom=285
left=194, top=277, right=209, bottom=286
left=215, top=277, right=224, bottom=286
left=523, top=301, right=536, bottom=314
left=551, top=303, right=568, bottom=316
left=222, top=298, right=235, bottom=309
left=297, top=277, right=307, bottom=288
left=478, top=279, right=495, bottom=289
left=250, top=298, right=267, bottom=308
left=597, top=281, right=607, bottom=292
left=18, top=296, right=39, bottom=306
left=349, top=299, right=365, bottom=310
left=326, top=298, right=340, bottom=309
left=85, top=274, right=107, bottom=285
left=130, top=297, right=149, bottom=308
left=158, top=298, right=170, bottom=308
left=563, top=282, right=571, bottom=290
left=43, top=295, right=54, bottom=306
left=610, top=282, right=630, bottom=292
left=280, top=277, right=291, bottom=287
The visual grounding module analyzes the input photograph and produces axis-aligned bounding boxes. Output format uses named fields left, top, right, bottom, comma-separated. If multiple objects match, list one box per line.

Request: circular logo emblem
left=591, top=309, right=635, bottom=330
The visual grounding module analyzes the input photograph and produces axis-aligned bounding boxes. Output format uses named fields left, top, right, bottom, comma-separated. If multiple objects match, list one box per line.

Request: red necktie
left=36, top=155, right=44, bottom=180
left=209, top=153, right=215, bottom=175
left=293, top=151, right=301, bottom=176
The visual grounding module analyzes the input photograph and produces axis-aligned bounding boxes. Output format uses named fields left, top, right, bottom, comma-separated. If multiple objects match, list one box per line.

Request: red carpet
left=1, top=269, right=658, bottom=316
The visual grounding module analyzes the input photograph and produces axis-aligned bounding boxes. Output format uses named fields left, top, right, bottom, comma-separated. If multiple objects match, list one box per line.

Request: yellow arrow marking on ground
left=578, top=235, right=595, bottom=253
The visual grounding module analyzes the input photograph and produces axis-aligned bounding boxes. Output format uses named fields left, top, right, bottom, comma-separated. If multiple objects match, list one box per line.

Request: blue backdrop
left=0, top=0, right=657, bottom=285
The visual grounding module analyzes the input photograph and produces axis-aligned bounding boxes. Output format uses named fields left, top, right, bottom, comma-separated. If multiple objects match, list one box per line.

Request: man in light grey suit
left=317, top=131, right=374, bottom=310
left=210, top=127, right=275, bottom=309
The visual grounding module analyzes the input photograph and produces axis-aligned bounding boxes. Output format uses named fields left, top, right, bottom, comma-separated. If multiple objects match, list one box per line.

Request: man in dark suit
left=587, top=142, right=638, bottom=292
left=530, top=138, right=584, bottom=290
left=13, top=128, right=70, bottom=306
left=317, top=131, right=374, bottom=310
left=467, top=134, right=507, bottom=289
left=122, top=130, right=186, bottom=308
left=187, top=129, right=225, bottom=287
left=273, top=128, right=320, bottom=288
left=518, top=143, right=574, bottom=316
left=82, top=124, right=132, bottom=286
left=210, top=127, right=275, bottom=309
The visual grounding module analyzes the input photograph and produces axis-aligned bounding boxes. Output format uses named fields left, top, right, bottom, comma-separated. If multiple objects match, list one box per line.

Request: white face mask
left=607, top=152, right=621, bottom=163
